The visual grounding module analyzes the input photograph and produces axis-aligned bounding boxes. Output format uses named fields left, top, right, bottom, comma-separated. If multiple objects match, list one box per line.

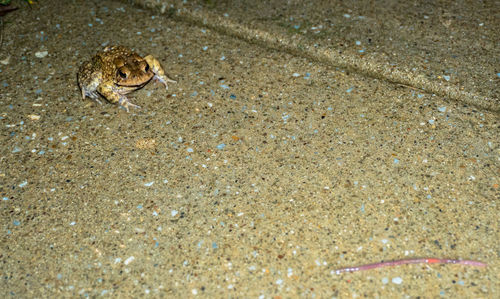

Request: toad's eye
left=144, top=64, right=150, bottom=72
left=118, top=70, right=127, bottom=79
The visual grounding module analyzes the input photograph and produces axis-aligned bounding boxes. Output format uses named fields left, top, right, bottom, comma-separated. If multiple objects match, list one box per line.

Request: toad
left=77, top=45, right=176, bottom=112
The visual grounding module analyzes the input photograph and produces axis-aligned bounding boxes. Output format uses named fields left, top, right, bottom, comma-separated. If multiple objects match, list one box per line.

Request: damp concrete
left=1, top=0, right=498, bottom=297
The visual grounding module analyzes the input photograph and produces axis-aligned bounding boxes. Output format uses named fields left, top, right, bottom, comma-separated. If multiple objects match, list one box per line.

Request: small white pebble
left=124, top=256, right=135, bottom=265
left=35, top=51, right=48, bottom=58
left=0, top=56, right=10, bottom=65
left=392, top=277, right=403, bottom=284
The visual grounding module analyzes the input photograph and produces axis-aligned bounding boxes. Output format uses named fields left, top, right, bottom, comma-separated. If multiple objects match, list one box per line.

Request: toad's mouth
left=115, top=78, right=152, bottom=87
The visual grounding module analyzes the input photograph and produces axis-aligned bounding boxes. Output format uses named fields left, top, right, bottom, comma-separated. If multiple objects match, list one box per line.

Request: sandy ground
left=1, top=0, right=498, bottom=297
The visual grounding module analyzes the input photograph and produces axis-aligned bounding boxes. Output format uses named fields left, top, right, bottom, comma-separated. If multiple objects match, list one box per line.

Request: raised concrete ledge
left=129, top=0, right=499, bottom=112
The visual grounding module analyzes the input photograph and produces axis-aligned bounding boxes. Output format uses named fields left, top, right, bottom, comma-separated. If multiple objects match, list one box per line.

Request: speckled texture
left=1, top=0, right=498, bottom=297
left=134, top=0, right=500, bottom=111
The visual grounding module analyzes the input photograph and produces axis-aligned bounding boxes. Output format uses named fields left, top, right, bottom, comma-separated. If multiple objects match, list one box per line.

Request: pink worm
left=333, top=258, right=487, bottom=274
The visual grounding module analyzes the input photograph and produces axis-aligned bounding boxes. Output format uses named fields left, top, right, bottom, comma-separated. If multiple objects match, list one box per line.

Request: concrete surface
left=135, top=0, right=499, bottom=111
left=1, top=0, right=498, bottom=297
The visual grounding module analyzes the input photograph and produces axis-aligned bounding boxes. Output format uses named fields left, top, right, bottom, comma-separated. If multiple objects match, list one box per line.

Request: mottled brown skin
left=77, top=46, right=176, bottom=111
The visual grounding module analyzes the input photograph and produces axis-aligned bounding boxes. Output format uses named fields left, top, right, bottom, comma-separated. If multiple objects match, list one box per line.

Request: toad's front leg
left=143, top=55, right=176, bottom=89
left=97, top=84, right=141, bottom=112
